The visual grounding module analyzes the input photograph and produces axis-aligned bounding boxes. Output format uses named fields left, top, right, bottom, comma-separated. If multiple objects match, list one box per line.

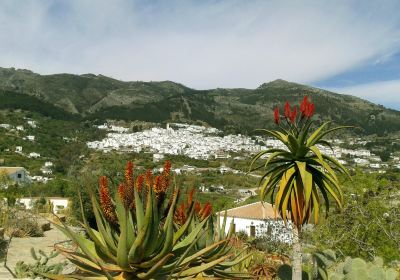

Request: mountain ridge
left=0, top=66, right=399, bottom=135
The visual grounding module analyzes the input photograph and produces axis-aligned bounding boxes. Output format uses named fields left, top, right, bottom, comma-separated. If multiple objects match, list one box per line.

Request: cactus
left=43, top=161, right=250, bottom=279
left=277, top=250, right=398, bottom=280
left=329, top=256, right=399, bottom=280
left=14, top=248, right=65, bottom=279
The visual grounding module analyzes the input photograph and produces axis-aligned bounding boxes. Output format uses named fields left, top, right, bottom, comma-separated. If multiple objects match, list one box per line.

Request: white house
left=216, top=202, right=293, bottom=243
left=354, top=158, right=369, bottom=165
left=27, top=120, right=37, bottom=128
left=26, top=135, right=35, bottom=141
left=0, top=167, right=30, bottom=185
left=15, top=146, right=23, bottom=153
left=17, top=197, right=70, bottom=214
left=41, top=169, right=53, bottom=175
left=0, top=124, right=11, bottom=130
left=153, top=153, right=165, bottom=162
left=29, top=152, right=41, bottom=158
left=219, top=165, right=229, bottom=174
left=238, top=189, right=256, bottom=196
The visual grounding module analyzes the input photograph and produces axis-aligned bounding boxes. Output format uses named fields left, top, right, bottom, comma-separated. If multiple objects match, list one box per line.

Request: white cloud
left=330, top=80, right=400, bottom=110
left=0, top=0, right=399, bottom=91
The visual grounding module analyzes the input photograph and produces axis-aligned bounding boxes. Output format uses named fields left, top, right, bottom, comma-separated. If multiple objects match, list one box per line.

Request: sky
left=0, top=1, right=400, bottom=110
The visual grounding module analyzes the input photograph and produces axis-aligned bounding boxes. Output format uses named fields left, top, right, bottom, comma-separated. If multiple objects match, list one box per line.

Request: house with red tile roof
left=216, top=202, right=293, bottom=243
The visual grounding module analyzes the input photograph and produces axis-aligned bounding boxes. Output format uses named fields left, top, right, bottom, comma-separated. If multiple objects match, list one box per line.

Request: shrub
left=5, top=212, right=43, bottom=238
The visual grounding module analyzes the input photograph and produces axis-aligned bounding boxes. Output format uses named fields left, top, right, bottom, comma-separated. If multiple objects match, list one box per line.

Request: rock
left=40, top=222, right=51, bottom=232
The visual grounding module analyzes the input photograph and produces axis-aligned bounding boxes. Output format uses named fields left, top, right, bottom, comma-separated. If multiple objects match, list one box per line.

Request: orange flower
left=163, top=160, right=171, bottom=176
left=305, top=103, right=315, bottom=117
left=289, top=106, right=298, bottom=123
left=188, top=188, right=195, bottom=205
left=118, top=183, right=134, bottom=208
left=145, top=170, right=153, bottom=189
left=125, top=161, right=134, bottom=188
left=194, top=202, right=201, bottom=216
left=201, top=202, right=212, bottom=220
left=274, top=107, right=280, bottom=124
left=300, top=96, right=308, bottom=114
left=99, top=176, right=117, bottom=224
left=174, top=203, right=187, bottom=225
left=136, top=174, right=144, bottom=193
left=284, top=101, right=291, bottom=118
left=153, top=175, right=163, bottom=199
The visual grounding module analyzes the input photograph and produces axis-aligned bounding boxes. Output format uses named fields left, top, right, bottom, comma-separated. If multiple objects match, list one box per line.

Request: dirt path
left=0, top=225, right=75, bottom=279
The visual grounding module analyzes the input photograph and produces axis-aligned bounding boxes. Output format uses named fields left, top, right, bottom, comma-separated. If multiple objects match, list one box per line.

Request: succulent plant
left=14, top=248, right=65, bottom=279
left=43, top=161, right=250, bottom=279
left=329, top=256, right=399, bottom=280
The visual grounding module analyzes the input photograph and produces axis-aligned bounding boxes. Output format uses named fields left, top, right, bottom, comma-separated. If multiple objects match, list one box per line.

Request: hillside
left=1, top=67, right=399, bottom=135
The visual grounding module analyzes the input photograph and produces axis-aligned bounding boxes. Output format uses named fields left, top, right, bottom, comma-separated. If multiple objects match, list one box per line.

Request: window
left=17, top=173, right=22, bottom=178
left=250, top=225, right=256, bottom=237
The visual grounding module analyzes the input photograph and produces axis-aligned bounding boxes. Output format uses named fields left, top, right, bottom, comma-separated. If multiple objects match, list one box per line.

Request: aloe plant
left=174, top=189, right=252, bottom=278
left=45, top=161, right=249, bottom=279
left=249, top=97, right=351, bottom=280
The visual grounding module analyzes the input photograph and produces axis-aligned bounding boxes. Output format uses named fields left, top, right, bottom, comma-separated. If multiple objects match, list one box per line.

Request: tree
left=306, top=171, right=400, bottom=262
left=249, top=96, right=351, bottom=280
left=0, top=170, right=23, bottom=207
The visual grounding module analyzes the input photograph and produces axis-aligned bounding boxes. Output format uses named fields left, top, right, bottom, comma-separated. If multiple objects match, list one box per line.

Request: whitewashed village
left=88, top=122, right=400, bottom=171
left=0, top=117, right=399, bottom=278
left=1, top=120, right=400, bottom=216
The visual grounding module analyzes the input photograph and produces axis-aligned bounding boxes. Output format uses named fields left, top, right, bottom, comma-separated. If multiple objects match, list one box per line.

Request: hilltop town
left=87, top=122, right=400, bottom=172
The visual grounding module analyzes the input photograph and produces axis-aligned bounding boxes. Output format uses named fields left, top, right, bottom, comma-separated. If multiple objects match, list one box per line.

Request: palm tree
left=249, top=96, right=351, bottom=280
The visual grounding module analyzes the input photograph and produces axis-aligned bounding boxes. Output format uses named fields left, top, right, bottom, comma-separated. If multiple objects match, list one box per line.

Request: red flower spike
left=174, top=203, right=187, bottom=225
left=284, top=101, right=291, bottom=118
left=289, top=106, right=298, bottom=123
left=300, top=96, right=309, bottom=115
left=118, top=184, right=126, bottom=203
left=201, top=202, right=212, bottom=220
left=188, top=188, right=195, bottom=205
left=153, top=175, right=162, bottom=198
left=135, top=174, right=144, bottom=193
left=308, top=103, right=315, bottom=117
left=99, top=176, right=117, bottom=224
left=145, top=170, right=152, bottom=189
left=163, top=160, right=171, bottom=176
left=124, top=161, right=134, bottom=188
left=274, top=107, right=280, bottom=124
left=194, top=202, right=201, bottom=216
left=305, top=103, right=315, bottom=117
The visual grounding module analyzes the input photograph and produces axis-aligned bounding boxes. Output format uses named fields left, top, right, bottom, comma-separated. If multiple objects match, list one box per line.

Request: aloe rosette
left=45, top=161, right=250, bottom=279
left=249, top=96, right=352, bottom=229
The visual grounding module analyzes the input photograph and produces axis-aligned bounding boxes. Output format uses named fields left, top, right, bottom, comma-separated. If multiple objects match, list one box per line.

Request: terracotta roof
left=216, top=202, right=282, bottom=220
left=0, top=167, right=25, bottom=175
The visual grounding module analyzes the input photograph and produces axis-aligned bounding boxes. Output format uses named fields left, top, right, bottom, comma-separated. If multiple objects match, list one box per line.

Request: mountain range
left=0, top=67, right=399, bottom=135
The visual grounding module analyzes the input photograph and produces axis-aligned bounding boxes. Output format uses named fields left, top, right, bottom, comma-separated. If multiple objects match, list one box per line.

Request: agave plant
left=249, top=96, right=351, bottom=280
left=174, top=189, right=252, bottom=278
left=45, top=161, right=250, bottom=279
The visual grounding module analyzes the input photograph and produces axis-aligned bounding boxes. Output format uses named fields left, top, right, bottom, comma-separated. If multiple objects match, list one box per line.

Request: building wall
left=8, top=169, right=28, bottom=184
left=17, top=197, right=70, bottom=214
left=220, top=216, right=293, bottom=244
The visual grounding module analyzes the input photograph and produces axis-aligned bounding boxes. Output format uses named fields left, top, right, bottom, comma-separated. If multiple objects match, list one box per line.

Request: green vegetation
left=0, top=109, right=104, bottom=175
left=15, top=248, right=65, bottom=279
left=1, top=67, right=399, bottom=136
left=305, top=171, right=400, bottom=263
left=328, top=256, right=398, bottom=280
